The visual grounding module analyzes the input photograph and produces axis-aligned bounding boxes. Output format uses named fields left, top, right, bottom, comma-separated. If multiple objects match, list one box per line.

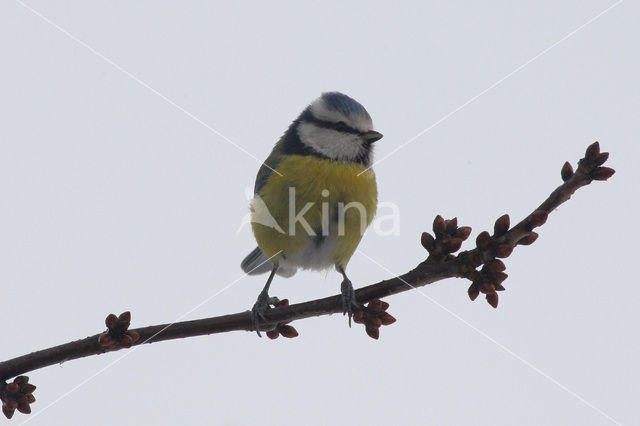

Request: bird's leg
left=251, top=265, right=280, bottom=337
left=337, top=266, right=359, bottom=327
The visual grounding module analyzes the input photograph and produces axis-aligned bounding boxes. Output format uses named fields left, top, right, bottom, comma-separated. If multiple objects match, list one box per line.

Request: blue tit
left=240, top=92, right=383, bottom=335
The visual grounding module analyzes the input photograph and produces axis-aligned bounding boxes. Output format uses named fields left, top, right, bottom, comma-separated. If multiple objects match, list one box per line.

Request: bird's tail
left=240, top=247, right=296, bottom=277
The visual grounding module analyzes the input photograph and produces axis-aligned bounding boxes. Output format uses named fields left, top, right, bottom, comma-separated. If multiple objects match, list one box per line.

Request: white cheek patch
left=310, top=99, right=373, bottom=132
left=297, top=122, right=364, bottom=161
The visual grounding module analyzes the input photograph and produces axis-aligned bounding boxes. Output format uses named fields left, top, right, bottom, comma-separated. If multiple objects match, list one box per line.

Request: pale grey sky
left=1, top=1, right=638, bottom=425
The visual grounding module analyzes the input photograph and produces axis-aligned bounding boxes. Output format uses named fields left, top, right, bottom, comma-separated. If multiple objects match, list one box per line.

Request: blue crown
left=321, top=92, right=371, bottom=119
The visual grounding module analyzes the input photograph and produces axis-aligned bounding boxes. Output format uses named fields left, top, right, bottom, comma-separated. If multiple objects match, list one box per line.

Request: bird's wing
left=240, top=246, right=273, bottom=275
left=254, top=139, right=285, bottom=195
left=241, top=246, right=297, bottom=277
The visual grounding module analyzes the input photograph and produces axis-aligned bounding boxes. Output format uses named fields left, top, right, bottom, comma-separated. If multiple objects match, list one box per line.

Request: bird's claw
left=251, top=291, right=280, bottom=337
left=341, top=278, right=359, bottom=327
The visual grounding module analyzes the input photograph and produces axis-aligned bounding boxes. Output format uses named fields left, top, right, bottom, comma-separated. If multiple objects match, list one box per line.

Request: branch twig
left=0, top=142, right=615, bottom=419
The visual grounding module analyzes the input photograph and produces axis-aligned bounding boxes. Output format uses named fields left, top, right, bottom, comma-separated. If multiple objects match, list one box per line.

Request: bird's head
left=295, top=92, right=383, bottom=165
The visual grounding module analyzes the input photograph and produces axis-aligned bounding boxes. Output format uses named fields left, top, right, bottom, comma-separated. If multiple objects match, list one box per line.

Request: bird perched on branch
left=241, top=92, right=383, bottom=336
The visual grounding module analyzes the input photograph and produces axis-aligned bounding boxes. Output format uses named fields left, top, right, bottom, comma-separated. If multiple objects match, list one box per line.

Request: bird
left=241, top=92, right=383, bottom=336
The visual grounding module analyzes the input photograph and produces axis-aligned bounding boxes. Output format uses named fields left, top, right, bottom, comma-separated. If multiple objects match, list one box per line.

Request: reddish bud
left=456, top=226, right=472, bottom=240
left=594, top=152, right=609, bottom=166
left=585, top=141, right=600, bottom=160
left=369, top=317, right=383, bottom=328
left=530, top=210, right=548, bottom=228
left=118, top=311, right=131, bottom=324
left=468, top=284, right=480, bottom=301
left=445, top=217, right=458, bottom=234
left=105, top=314, right=118, bottom=330
left=561, top=161, right=574, bottom=182
left=5, top=383, right=19, bottom=394
left=476, top=231, right=491, bottom=249
left=494, top=214, right=510, bottom=236
left=590, top=167, right=615, bottom=181
left=485, top=259, right=506, bottom=273
left=279, top=325, right=299, bottom=338
left=17, top=403, right=31, bottom=415
left=368, top=299, right=384, bottom=313
left=13, top=377, right=28, bottom=386
left=494, top=272, right=508, bottom=284
left=379, top=313, right=397, bottom=326
left=127, top=330, right=140, bottom=344
left=2, top=405, right=15, bottom=419
left=98, top=334, right=114, bottom=347
left=486, top=292, right=499, bottom=308
left=266, top=330, right=279, bottom=339
left=119, top=335, right=133, bottom=348
left=518, top=232, right=538, bottom=245
left=444, top=238, right=463, bottom=253
left=365, top=326, right=380, bottom=340
left=495, top=244, right=513, bottom=258
left=20, top=384, right=36, bottom=395
left=480, top=281, right=495, bottom=294
left=421, top=232, right=435, bottom=251
left=433, top=215, right=446, bottom=235
left=495, top=283, right=506, bottom=291
left=353, top=310, right=366, bottom=324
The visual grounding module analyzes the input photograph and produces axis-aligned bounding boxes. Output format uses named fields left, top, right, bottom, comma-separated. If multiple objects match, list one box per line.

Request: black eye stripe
left=305, top=116, right=361, bottom=135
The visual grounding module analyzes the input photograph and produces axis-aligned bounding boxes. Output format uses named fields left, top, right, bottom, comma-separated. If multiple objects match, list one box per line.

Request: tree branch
left=0, top=142, right=615, bottom=419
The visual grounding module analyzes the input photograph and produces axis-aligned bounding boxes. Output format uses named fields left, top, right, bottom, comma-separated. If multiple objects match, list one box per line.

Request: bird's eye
left=334, top=122, right=353, bottom=133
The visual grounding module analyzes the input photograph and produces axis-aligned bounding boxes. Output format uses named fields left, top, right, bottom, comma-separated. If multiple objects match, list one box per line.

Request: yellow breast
left=251, top=155, right=377, bottom=270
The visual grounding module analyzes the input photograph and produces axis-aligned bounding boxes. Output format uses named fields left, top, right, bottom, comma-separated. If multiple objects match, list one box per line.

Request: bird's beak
left=363, top=130, right=383, bottom=144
